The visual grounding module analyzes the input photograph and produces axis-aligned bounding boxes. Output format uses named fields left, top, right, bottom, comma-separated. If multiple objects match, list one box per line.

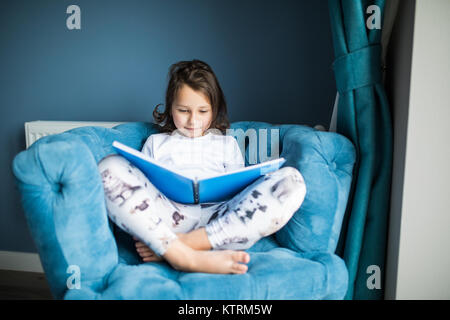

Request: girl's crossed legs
left=98, top=155, right=306, bottom=274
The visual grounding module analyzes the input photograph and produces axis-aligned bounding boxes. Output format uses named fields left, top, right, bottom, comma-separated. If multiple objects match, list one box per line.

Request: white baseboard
left=0, top=251, right=44, bottom=273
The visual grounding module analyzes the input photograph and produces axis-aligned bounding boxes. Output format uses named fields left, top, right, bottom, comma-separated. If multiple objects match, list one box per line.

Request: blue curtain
left=328, top=0, right=393, bottom=299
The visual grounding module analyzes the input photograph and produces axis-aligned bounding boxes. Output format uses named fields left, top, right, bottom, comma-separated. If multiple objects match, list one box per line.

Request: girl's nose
left=188, top=117, right=202, bottom=127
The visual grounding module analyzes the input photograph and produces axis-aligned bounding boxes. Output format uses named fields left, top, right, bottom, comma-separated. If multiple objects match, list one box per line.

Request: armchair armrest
left=12, top=133, right=118, bottom=299
left=275, top=126, right=356, bottom=253
left=12, top=122, right=161, bottom=299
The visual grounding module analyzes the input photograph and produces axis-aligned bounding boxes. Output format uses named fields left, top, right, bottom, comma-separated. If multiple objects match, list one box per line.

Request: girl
left=98, top=59, right=306, bottom=274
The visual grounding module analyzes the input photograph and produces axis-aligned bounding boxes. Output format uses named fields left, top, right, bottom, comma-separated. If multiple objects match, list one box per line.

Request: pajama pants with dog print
left=98, top=155, right=307, bottom=257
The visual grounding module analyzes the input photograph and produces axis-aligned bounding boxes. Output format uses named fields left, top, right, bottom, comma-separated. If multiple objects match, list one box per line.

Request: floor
left=0, top=270, right=53, bottom=299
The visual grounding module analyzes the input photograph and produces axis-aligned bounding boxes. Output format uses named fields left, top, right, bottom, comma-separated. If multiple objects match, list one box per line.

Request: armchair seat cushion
left=12, top=121, right=355, bottom=300
left=64, top=234, right=348, bottom=300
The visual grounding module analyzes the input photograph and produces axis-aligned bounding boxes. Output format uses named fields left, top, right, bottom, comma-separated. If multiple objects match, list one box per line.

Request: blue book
left=112, top=141, right=286, bottom=204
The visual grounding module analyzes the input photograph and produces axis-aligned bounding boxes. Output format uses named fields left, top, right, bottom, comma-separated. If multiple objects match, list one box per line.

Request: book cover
left=112, top=140, right=286, bottom=204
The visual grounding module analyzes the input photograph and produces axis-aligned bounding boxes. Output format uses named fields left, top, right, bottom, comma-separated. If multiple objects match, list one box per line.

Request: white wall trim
left=0, top=250, right=43, bottom=273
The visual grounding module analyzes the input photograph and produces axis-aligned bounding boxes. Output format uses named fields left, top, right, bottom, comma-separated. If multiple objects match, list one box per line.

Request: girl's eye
left=200, top=110, right=208, bottom=113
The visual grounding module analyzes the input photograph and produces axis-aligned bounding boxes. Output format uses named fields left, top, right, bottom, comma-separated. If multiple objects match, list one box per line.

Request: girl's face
left=171, top=84, right=213, bottom=138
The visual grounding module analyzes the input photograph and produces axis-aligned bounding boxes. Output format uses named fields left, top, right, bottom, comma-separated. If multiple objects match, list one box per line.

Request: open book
left=112, top=141, right=286, bottom=204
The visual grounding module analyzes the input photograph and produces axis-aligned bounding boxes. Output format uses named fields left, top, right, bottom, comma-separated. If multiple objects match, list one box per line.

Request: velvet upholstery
left=12, top=121, right=355, bottom=299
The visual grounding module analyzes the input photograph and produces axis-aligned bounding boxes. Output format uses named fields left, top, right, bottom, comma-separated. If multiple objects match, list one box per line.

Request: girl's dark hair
left=153, top=59, right=230, bottom=134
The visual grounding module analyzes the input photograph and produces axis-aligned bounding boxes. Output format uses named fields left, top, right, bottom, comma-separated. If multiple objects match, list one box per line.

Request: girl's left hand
left=133, top=237, right=163, bottom=262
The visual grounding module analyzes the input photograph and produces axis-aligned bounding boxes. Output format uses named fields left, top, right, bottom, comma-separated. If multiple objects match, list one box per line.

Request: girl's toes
left=135, top=241, right=146, bottom=248
left=232, top=262, right=248, bottom=274
left=230, top=251, right=250, bottom=273
left=232, top=251, right=250, bottom=264
left=144, top=255, right=163, bottom=262
left=140, top=251, right=153, bottom=258
left=143, top=256, right=156, bottom=262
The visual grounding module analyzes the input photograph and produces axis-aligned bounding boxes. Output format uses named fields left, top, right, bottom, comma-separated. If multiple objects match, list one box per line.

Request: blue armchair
left=12, top=121, right=355, bottom=300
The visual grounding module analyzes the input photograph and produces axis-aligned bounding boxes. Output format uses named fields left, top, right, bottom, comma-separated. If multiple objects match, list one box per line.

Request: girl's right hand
left=133, top=237, right=163, bottom=262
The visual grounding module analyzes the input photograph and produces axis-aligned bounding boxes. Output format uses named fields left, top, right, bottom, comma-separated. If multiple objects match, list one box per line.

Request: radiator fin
left=24, top=121, right=125, bottom=149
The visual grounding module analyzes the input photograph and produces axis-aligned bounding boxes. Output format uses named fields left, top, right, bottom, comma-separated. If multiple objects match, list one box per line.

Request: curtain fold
left=328, top=0, right=393, bottom=299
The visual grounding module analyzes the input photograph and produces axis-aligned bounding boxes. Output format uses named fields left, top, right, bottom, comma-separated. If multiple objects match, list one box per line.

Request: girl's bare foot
left=134, top=239, right=163, bottom=262
left=189, top=249, right=250, bottom=274
left=134, top=228, right=211, bottom=262
left=134, top=237, right=250, bottom=274
left=163, top=239, right=250, bottom=274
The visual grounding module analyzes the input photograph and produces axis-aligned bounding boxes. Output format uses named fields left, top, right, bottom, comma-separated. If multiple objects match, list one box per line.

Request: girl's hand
left=133, top=237, right=163, bottom=262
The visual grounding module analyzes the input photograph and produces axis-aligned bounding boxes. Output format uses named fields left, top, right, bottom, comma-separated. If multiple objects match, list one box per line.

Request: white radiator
left=25, top=121, right=327, bottom=149
left=24, top=121, right=125, bottom=149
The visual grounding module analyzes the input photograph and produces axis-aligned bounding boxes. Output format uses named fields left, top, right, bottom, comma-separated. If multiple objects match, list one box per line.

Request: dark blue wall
left=1, top=0, right=336, bottom=253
